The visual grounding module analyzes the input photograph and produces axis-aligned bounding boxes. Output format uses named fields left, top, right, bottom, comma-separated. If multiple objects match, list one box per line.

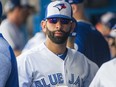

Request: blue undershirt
left=57, top=48, right=68, bottom=60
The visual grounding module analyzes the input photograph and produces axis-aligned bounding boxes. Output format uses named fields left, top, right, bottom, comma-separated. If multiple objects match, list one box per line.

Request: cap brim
left=46, top=14, right=72, bottom=20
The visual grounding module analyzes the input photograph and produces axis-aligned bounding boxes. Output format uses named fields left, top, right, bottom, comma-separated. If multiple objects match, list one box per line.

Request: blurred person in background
left=90, top=33, right=116, bottom=87
left=0, top=1, right=19, bottom=87
left=20, top=0, right=35, bottom=37
left=0, top=0, right=34, bottom=56
left=108, top=24, right=116, bottom=58
left=67, top=0, right=111, bottom=67
left=96, top=12, right=116, bottom=58
left=22, top=0, right=50, bottom=53
left=96, top=12, right=116, bottom=39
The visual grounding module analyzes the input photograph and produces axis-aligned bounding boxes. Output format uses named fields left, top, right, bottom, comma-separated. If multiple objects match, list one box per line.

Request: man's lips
left=54, top=32, right=63, bottom=36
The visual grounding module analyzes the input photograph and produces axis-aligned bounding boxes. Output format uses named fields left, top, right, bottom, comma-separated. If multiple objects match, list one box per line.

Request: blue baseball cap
left=4, top=0, right=34, bottom=13
left=45, top=1, right=72, bottom=20
left=0, top=1, right=2, bottom=17
left=4, top=0, right=22, bottom=13
left=112, top=24, right=116, bottom=29
left=67, top=0, right=84, bottom=4
left=110, top=24, right=116, bottom=38
left=101, top=12, right=116, bottom=29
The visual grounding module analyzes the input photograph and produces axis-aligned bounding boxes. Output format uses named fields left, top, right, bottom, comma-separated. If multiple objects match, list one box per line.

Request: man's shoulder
left=101, top=58, right=116, bottom=70
left=86, top=58, right=99, bottom=71
left=69, top=48, right=99, bottom=69
left=0, top=19, right=11, bottom=27
left=0, top=35, right=8, bottom=45
left=0, top=19, right=14, bottom=33
left=76, top=51, right=98, bottom=69
left=96, top=58, right=116, bottom=79
left=68, top=48, right=89, bottom=63
left=76, top=21, right=93, bottom=38
left=17, top=43, right=45, bottom=60
left=68, top=48, right=81, bottom=56
left=68, top=49, right=98, bottom=80
left=77, top=21, right=91, bottom=29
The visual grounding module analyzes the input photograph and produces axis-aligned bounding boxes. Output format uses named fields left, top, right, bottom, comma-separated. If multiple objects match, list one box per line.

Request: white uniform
left=89, top=58, right=116, bottom=87
left=17, top=43, right=98, bottom=87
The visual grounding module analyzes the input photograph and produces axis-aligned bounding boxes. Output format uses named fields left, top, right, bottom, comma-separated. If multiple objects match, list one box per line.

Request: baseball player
left=0, top=1, right=19, bottom=87
left=17, top=1, right=98, bottom=87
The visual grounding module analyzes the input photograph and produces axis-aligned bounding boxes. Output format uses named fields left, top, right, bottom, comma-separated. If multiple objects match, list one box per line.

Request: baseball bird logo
left=53, top=3, right=66, bottom=11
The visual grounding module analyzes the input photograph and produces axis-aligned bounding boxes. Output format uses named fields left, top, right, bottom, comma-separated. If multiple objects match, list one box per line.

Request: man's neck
left=45, top=38, right=67, bottom=55
left=74, top=11, right=89, bottom=21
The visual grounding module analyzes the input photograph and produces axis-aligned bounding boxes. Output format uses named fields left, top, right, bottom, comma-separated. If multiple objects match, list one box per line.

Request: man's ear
left=70, top=21, right=76, bottom=33
left=71, top=4, right=78, bottom=14
left=41, top=20, right=47, bottom=33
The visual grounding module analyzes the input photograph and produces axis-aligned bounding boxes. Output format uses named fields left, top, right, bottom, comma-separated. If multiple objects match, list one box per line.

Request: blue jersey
left=0, top=33, right=19, bottom=87
left=75, top=21, right=111, bottom=67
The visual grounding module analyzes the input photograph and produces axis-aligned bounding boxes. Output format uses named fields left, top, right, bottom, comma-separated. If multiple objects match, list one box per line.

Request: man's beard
left=46, top=26, right=71, bottom=44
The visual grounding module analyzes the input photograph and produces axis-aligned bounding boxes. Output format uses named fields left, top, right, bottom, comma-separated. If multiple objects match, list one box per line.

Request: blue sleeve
left=5, top=46, right=19, bottom=87
left=74, top=23, right=111, bottom=67
left=75, top=34, right=85, bottom=52
left=75, top=24, right=87, bottom=53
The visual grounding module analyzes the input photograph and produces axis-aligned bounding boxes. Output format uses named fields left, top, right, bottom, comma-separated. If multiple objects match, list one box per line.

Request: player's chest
left=31, top=61, right=84, bottom=87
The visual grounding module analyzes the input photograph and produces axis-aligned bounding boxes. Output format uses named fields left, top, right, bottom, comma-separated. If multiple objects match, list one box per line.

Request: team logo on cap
left=53, top=3, right=66, bottom=11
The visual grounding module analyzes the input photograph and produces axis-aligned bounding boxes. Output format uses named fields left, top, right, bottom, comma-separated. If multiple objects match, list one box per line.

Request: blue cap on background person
left=4, top=0, right=22, bottom=13
left=4, top=0, right=34, bottom=13
left=110, top=24, right=116, bottom=38
left=45, top=0, right=72, bottom=20
left=67, top=0, right=84, bottom=4
left=0, top=1, right=2, bottom=17
left=100, top=12, right=116, bottom=29
left=112, top=24, right=116, bottom=29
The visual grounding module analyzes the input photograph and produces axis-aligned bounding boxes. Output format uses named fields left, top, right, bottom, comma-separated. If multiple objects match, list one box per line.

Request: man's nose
left=56, top=20, right=62, bottom=29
